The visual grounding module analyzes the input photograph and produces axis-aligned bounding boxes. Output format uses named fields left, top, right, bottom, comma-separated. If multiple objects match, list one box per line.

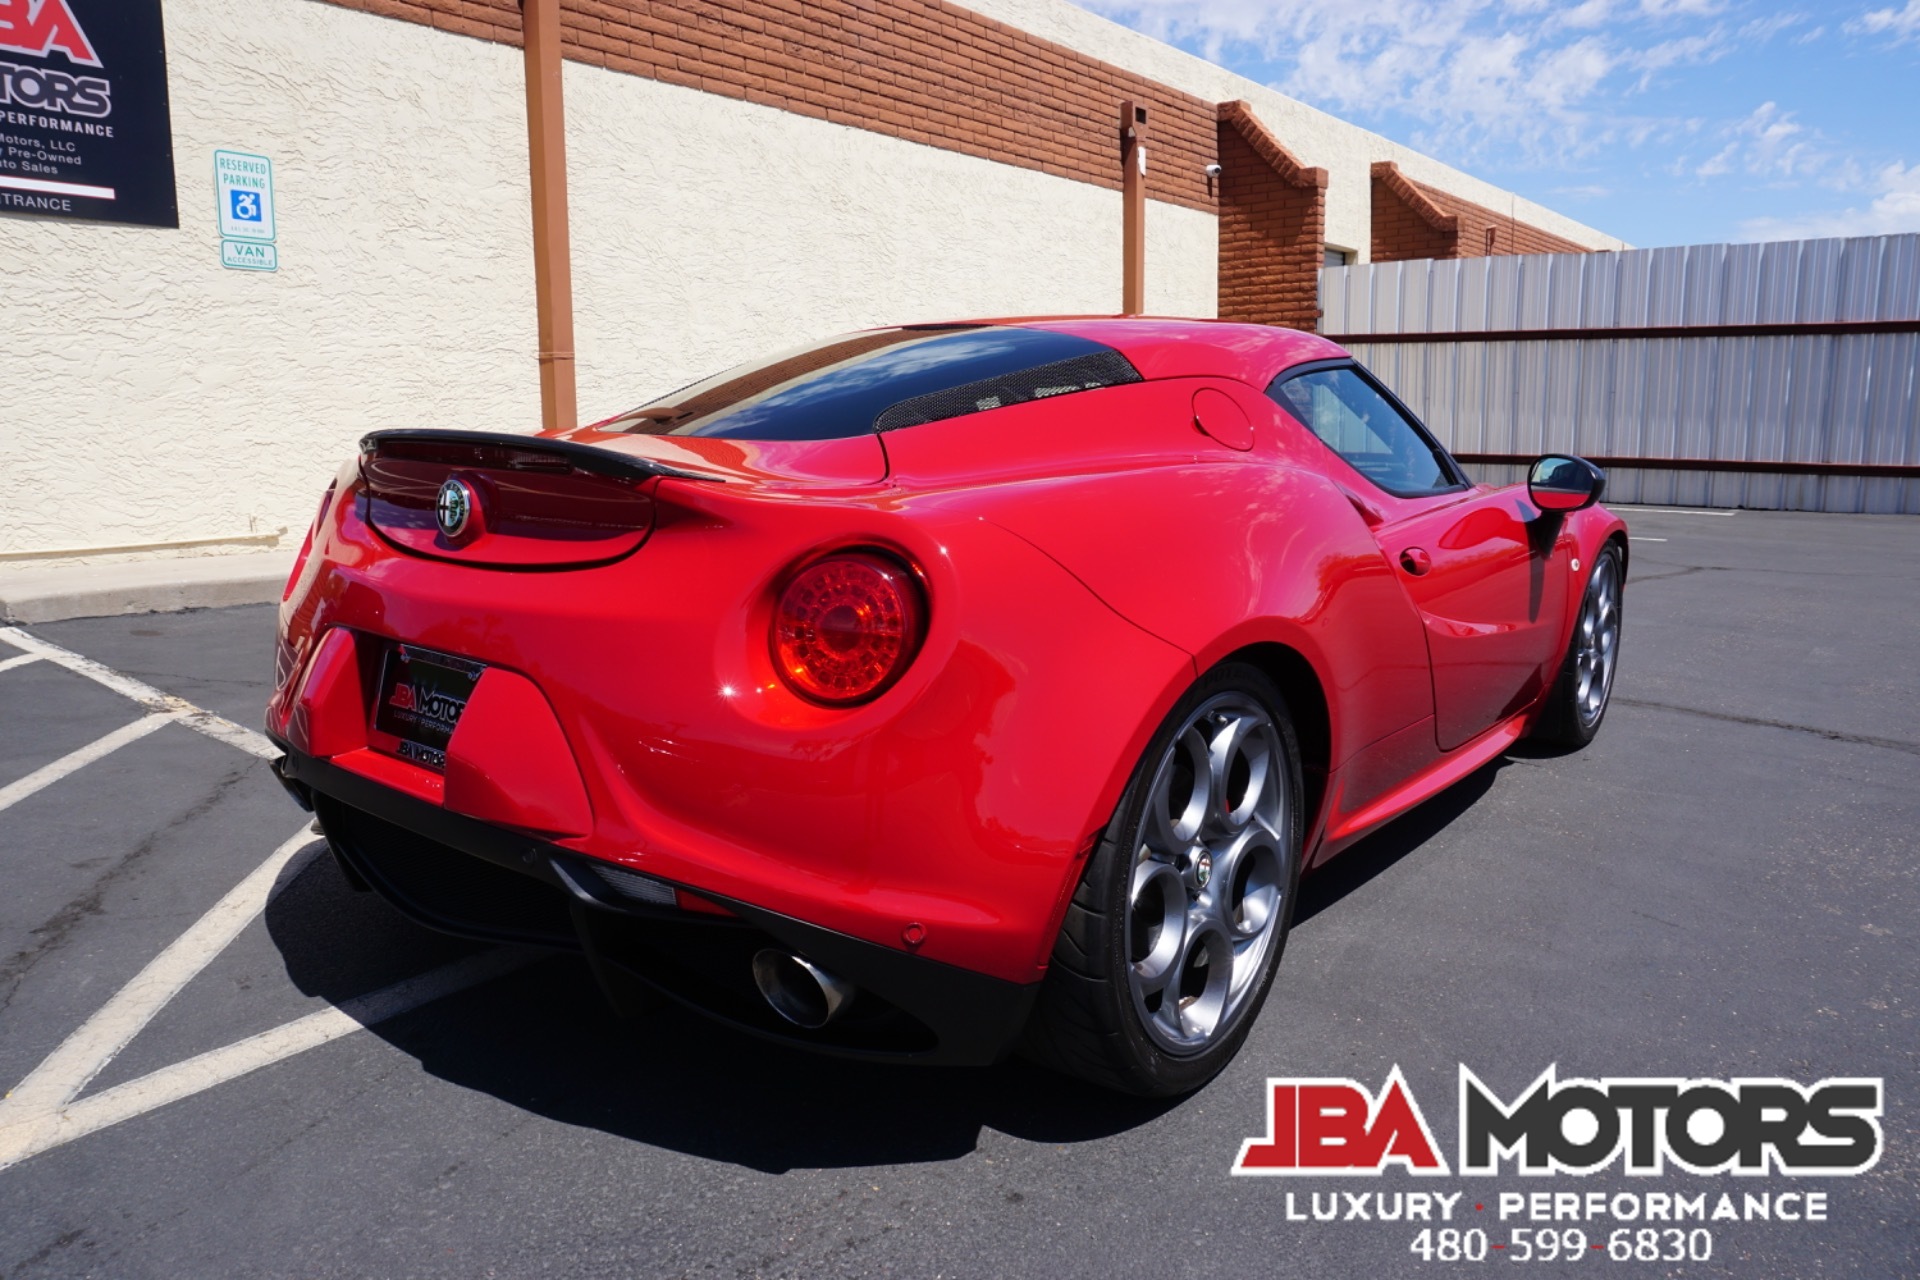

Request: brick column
left=1215, top=101, right=1327, bottom=331
left=1369, top=162, right=1460, bottom=261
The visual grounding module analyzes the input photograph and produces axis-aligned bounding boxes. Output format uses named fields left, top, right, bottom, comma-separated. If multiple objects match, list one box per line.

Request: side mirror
left=1528, top=454, right=1605, bottom=513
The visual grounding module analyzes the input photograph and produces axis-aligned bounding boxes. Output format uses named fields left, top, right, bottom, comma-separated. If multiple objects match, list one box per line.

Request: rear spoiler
left=359, top=429, right=724, bottom=483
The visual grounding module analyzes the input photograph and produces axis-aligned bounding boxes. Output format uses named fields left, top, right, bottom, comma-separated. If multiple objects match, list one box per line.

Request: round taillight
left=772, top=553, right=925, bottom=706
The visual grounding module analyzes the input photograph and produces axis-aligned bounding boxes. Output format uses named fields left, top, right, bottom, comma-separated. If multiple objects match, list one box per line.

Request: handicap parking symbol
left=229, top=189, right=262, bottom=222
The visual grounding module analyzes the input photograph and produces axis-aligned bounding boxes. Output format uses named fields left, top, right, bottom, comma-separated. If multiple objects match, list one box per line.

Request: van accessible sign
left=0, top=0, right=179, bottom=227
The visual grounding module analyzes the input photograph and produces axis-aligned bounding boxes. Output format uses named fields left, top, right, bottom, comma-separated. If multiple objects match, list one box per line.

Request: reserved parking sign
left=214, top=149, right=273, bottom=240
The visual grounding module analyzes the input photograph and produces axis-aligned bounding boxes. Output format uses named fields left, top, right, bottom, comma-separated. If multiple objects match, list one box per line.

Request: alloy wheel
left=1573, top=556, right=1621, bottom=728
left=1126, top=692, right=1292, bottom=1055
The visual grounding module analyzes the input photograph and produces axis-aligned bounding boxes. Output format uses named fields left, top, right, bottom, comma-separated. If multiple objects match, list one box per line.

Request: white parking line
left=0, top=949, right=531, bottom=1171
left=0, top=633, right=533, bottom=1171
left=0, top=820, right=533, bottom=1172
left=1623, top=506, right=1737, bottom=516
left=0, top=713, right=181, bottom=816
left=0, top=827, right=322, bottom=1135
left=1629, top=536, right=1669, bottom=543
left=0, top=627, right=277, bottom=760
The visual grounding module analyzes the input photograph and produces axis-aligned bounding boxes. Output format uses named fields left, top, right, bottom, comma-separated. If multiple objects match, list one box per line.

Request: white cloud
left=1695, top=142, right=1737, bottom=177
left=1728, top=101, right=1816, bottom=176
left=1074, top=1, right=1767, bottom=164
left=1076, top=0, right=1906, bottom=242
left=1847, top=1, right=1920, bottom=43
left=1688, top=101, right=1865, bottom=187
left=1560, top=0, right=1615, bottom=28
left=1736, top=162, right=1920, bottom=240
left=1627, top=29, right=1729, bottom=89
left=1637, top=0, right=1724, bottom=14
left=1737, top=11, right=1810, bottom=42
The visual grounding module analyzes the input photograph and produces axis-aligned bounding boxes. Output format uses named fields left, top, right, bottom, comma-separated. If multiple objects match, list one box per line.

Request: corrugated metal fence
left=1319, top=234, right=1920, bottom=513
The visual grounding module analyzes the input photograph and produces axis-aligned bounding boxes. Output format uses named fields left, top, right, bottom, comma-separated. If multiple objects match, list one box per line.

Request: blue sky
left=1070, top=0, right=1920, bottom=247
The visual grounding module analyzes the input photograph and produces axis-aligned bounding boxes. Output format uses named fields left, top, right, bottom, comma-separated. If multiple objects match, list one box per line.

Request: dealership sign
left=1234, top=1066, right=1884, bottom=1177
left=0, top=0, right=177, bottom=226
left=1231, top=1066, right=1885, bottom=1264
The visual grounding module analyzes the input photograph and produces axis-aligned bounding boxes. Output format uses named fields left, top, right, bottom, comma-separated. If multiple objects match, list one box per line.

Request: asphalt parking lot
left=0, top=506, right=1915, bottom=1279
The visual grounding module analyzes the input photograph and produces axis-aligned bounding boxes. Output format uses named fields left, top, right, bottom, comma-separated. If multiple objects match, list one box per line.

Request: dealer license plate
left=373, top=644, right=485, bottom=771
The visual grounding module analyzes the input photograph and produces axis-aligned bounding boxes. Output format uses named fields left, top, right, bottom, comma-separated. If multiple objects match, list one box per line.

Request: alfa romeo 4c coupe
left=269, top=318, right=1625, bottom=1096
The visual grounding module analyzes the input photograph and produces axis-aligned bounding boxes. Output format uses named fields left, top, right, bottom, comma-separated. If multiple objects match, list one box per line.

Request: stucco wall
left=0, top=0, right=1213, bottom=562
left=954, top=0, right=1630, bottom=261
left=561, top=45, right=1218, bottom=428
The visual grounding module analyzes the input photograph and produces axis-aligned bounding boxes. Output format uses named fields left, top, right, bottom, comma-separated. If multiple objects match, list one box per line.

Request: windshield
left=597, top=326, right=1141, bottom=441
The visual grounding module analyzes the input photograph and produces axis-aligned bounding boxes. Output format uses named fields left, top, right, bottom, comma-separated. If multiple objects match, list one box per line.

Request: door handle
left=1399, top=547, right=1432, bottom=576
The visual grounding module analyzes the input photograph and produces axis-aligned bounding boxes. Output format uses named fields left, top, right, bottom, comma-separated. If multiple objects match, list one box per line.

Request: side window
left=1268, top=367, right=1457, bottom=497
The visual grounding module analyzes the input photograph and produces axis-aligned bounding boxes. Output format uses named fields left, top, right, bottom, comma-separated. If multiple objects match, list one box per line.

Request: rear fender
left=966, top=463, right=1435, bottom=772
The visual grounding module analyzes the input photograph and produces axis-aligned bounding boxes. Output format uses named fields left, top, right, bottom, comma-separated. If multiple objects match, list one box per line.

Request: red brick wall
left=1371, top=161, right=1589, bottom=262
left=1214, top=102, right=1325, bottom=331
left=319, top=0, right=1220, bottom=214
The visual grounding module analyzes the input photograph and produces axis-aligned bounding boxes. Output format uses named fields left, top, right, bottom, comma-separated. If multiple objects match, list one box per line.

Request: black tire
left=1533, top=542, right=1625, bottom=748
left=1020, top=661, right=1304, bottom=1096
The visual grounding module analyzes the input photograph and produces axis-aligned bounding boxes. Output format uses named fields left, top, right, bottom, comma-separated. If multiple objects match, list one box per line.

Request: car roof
left=948, top=316, right=1350, bottom=388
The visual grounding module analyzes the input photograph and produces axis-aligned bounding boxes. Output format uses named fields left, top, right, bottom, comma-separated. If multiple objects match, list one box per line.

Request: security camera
left=1205, top=163, right=1223, bottom=177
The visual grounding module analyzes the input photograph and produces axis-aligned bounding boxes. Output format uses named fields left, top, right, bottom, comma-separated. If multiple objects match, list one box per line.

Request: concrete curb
left=0, top=552, right=294, bottom=625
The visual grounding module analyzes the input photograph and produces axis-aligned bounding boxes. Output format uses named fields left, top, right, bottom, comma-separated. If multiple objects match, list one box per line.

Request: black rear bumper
left=271, top=744, right=1038, bottom=1066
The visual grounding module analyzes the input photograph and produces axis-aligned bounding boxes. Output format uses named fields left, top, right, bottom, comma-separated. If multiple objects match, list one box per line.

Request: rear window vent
left=600, top=326, right=1142, bottom=442
left=873, top=350, right=1141, bottom=431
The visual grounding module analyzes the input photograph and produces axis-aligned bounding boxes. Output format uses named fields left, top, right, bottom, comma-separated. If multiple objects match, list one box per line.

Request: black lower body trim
left=273, top=744, right=1038, bottom=1065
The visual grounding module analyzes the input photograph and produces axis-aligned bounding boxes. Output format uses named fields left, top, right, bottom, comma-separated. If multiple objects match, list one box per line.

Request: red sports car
left=268, top=318, right=1625, bottom=1096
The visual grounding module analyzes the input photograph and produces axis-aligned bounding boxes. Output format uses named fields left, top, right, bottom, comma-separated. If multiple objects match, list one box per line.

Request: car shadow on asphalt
left=1292, top=753, right=1508, bottom=928
left=261, top=853, right=1176, bottom=1172
left=261, top=755, right=1513, bottom=1174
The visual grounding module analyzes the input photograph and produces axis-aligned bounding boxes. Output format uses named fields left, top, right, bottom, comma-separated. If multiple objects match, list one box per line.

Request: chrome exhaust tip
left=751, top=949, right=855, bottom=1029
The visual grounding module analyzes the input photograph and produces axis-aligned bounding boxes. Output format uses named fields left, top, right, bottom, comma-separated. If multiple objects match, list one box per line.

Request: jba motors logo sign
left=1234, top=1066, right=1884, bottom=1177
left=388, top=681, right=468, bottom=725
left=0, top=0, right=98, bottom=64
left=0, top=0, right=108, bottom=118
